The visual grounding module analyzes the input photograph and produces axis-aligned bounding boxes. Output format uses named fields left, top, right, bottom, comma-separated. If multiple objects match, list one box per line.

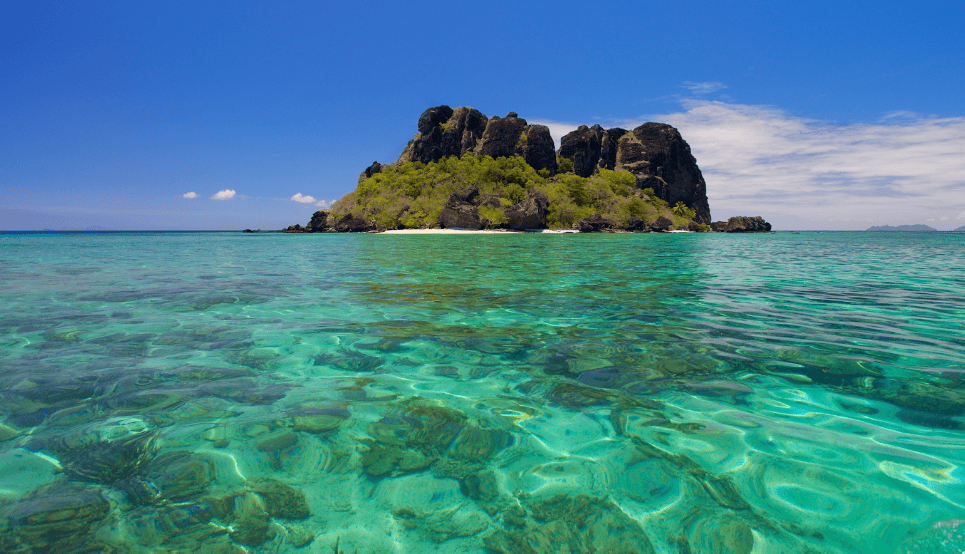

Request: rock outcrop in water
left=710, top=216, right=772, bottom=233
left=280, top=104, right=776, bottom=232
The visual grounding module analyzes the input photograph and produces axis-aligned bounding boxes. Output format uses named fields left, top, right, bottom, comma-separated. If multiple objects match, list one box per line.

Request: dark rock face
left=358, top=162, right=384, bottom=183
left=559, top=122, right=711, bottom=224
left=649, top=216, right=674, bottom=232
left=417, top=106, right=454, bottom=135
left=332, top=214, right=376, bottom=233
left=517, top=124, right=558, bottom=174
left=558, top=125, right=627, bottom=178
left=439, top=187, right=485, bottom=230
left=475, top=113, right=528, bottom=160
left=398, top=105, right=489, bottom=165
left=504, top=189, right=549, bottom=230
left=616, top=123, right=711, bottom=224
left=712, top=216, right=772, bottom=233
left=577, top=213, right=617, bottom=233
left=307, top=210, right=329, bottom=232
left=686, top=221, right=704, bottom=232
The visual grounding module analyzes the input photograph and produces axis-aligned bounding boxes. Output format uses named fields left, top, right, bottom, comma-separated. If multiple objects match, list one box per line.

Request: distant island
left=279, top=106, right=772, bottom=233
left=866, top=224, right=938, bottom=232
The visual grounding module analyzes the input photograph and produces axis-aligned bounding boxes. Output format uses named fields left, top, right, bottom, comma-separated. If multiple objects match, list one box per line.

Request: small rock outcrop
left=332, top=214, right=376, bottom=233
left=358, top=162, right=384, bottom=183
left=577, top=214, right=617, bottom=233
left=307, top=210, right=329, bottom=232
left=504, top=189, right=549, bottom=230
left=559, top=122, right=711, bottom=224
left=710, top=216, right=772, bottom=233
left=649, top=216, right=674, bottom=232
left=439, top=187, right=485, bottom=230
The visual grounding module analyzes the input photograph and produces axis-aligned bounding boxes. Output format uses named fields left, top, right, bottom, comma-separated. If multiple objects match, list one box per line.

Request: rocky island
left=280, top=106, right=771, bottom=233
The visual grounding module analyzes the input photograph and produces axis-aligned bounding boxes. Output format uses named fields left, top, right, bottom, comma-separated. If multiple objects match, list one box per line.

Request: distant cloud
left=681, top=81, right=728, bottom=94
left=290, top=193, right=318, bottom=204
left=210, top=189, right=236, bottom=200
left=291, top=193, right=332, bottom=208
left=182, top=192, right=198, bottom=199
left=534, top=101, right=965, bottom=230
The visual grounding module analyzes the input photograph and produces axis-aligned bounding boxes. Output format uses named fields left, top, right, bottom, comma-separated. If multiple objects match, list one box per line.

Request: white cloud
left=290, top=193, right=318, bottom=204
left=681, top=81, right=728, bottom=95
left=182, top=192, right=198, bottom=199
left=210, top=189, right=236, bottom=200
left=291, top=193, right=333, bottom=209
left=536, top=101, right=965, bottom=230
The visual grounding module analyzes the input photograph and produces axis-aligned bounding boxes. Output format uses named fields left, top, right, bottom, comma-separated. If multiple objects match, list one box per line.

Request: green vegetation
left=556, top=155, right=574, bottom=174
left=329, top=153, right=699, bottom=230
left=671, top=201, right=696, bottom=219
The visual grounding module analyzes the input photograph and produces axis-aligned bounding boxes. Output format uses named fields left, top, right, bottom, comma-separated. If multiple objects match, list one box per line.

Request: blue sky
left=2, top=1, right=963, bottom=230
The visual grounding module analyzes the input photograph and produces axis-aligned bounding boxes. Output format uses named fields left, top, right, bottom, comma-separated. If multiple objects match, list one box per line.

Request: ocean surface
left=1, top=230, right=964, bottom=554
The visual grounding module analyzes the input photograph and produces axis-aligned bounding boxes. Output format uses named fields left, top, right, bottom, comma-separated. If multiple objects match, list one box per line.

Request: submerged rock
left=2, top=481, right=111, bottom=553
left=484, top=494, right=656, bottom=554
left=246, top=477, right=311, bottom=520
left=124, top=450, right=218, bottom=505
left=43, top=418, right=158, bottom=485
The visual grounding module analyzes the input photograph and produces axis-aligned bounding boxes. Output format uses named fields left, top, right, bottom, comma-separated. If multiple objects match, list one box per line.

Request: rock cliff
left=282, top=105, right=764, bottom=233
left=559, top=123, right=711, bottom=224
left=710, top=216, right=772, bottom=233
left=396, top=107, right=557, bottom=174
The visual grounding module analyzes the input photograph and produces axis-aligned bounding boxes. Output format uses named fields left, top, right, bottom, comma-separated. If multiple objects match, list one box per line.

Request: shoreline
left=377, top=228, right=583, bottom=235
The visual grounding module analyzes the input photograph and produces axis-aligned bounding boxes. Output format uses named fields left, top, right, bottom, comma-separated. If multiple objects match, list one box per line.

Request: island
left=281, top=106, right=771, bottom=233
left=866, top=224, right=939, bottom=232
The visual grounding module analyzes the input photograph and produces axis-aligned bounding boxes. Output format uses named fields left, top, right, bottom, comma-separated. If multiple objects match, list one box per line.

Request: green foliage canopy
left=332, top=153, right=700, bottom=230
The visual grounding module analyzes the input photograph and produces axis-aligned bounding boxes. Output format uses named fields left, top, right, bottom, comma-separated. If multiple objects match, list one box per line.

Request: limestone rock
left=711, top=216, right=772, bottom=232
left=577, top=214, right=617, bottom=233
left=358, top=161, right=384, bottom=183
left=307, top=210, right=329, bottom=232
left=558, top=125, right=626, bottom=177
left=439, top=187, right=485, bottom=230
left=398, top=105, right=489, bottom=165
left=615, top=123, right=711, bottom=224
left=417, top=105, right=454, bottom=135
left=518, top=124, right=558, bottom=174
left=475, top=112, right=528, bottom=160
left=505, top=189, right=549, bottom=230
left=649, top=216, right=674, bottom=232
left=332, top=214, right=376, bottom=233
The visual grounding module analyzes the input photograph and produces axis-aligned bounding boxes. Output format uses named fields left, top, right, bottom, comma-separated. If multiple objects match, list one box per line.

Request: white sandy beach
left=378, top=228, right=580, bottom=234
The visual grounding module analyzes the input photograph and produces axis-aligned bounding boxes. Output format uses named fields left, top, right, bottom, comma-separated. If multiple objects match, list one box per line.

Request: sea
left=1, top=230, right=964, bottom=554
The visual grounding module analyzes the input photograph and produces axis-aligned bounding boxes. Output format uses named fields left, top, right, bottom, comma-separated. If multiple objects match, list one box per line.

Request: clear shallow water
left=1, top=231, right=964, bottom=553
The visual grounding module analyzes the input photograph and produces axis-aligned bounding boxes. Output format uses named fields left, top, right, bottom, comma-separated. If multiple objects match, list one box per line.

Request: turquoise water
left=1, top=231, right=964, bottom=553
